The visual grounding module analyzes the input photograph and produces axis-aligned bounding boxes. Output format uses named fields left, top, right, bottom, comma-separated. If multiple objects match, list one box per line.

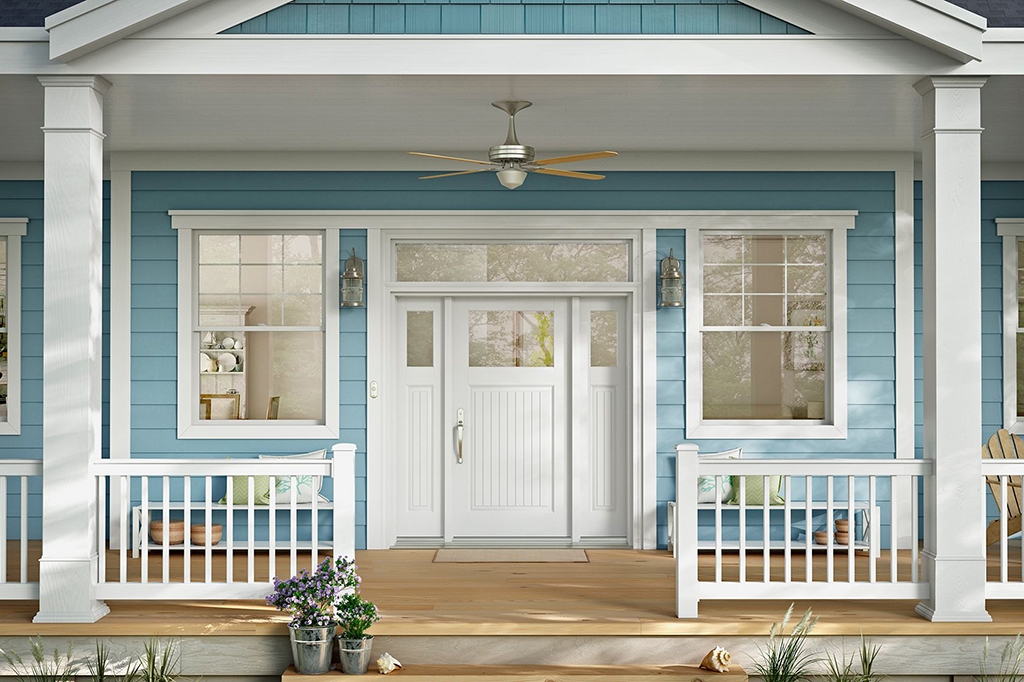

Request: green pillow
left=218, top=475, right=271, bottom=505
left=728, top=475, right=785, bottom=505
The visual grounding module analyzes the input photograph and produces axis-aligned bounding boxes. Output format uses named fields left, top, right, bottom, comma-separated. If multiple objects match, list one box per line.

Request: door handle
left=456, top=408, right=465, bottom=464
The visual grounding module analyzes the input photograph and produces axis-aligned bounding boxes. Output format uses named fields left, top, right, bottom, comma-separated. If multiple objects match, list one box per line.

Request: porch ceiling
left=1, top=73, right=1022, bottom=167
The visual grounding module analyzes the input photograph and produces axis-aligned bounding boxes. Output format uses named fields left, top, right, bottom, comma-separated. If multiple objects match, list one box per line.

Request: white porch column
left=34, top=75, right=111, bottom=623
left=914, top=76, right=990, bottom=623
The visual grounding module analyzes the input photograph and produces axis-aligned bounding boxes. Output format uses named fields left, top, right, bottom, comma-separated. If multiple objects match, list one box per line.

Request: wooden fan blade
left=534, top=167, right=606, bottom=181
left=532, top=151, right=618, bottom=166
left=419, top=169, right=491, bottom=180
left=408, top=152, right=494, bottom=166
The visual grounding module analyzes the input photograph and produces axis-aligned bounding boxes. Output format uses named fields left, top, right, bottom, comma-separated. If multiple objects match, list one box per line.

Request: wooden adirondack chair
left=983, top=429, right=1024, bottom=545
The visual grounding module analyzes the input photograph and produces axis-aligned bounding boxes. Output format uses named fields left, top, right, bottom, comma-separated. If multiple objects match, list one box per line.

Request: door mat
left=433, top=549, right=589, bottom=563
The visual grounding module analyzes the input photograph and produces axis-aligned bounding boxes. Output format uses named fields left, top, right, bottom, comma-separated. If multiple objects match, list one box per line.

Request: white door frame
left=366, top=220, right=655, bottom=549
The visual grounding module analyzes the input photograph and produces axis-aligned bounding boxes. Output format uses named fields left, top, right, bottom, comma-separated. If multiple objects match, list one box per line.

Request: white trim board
left=0, top=219, right=27, bottom=435
left=998, top=219, right=1024, bottom=433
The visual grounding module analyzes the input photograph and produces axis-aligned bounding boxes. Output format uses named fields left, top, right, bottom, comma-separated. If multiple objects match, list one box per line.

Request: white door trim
left=373, top=226, right=650, bottom=549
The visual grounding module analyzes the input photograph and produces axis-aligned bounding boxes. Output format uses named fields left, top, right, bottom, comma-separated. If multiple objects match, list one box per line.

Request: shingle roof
left=946, top=0, right=1024, bottom=27
left=0, top=0, right=1021, bottom=30
left=0, top=1, right=85, bottom=28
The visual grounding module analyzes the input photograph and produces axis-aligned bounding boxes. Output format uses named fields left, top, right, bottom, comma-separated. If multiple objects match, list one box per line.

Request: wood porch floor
left=4, top=544, right=1024, bottom=636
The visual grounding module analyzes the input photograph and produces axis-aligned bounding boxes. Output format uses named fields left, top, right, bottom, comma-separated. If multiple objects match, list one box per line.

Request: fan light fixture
left=497, top=167, right=527, bottom=190
left=410, top=101, right=618, bottom=190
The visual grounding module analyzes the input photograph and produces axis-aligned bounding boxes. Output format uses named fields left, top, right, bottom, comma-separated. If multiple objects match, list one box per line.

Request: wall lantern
left=341, top=248, right=365, bottom=308
left=659, top=248, right=683, bottom=308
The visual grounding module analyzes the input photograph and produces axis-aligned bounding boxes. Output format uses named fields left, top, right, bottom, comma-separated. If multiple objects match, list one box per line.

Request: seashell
left=376, top=652, right=402, bottom=675
left=699, top=646, right=731, bottom=672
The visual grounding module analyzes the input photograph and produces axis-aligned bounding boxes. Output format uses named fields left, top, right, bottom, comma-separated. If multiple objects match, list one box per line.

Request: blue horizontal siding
left=223, top=0, right=809, bottom=34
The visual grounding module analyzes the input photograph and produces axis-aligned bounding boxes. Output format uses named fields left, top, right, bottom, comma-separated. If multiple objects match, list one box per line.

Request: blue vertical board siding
left=223, top=0, right=808, bottom=34
left=914, top=181, right=1024, bottom=529
left=657, top=172, right=896, bottom=549
left=0, top=181, right=111, bottom=540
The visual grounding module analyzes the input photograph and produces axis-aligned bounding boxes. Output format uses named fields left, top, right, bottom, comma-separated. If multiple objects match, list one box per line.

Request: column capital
left=37, top=75, right=112, bottom=94
left=913, top=76, right=988, bottom=96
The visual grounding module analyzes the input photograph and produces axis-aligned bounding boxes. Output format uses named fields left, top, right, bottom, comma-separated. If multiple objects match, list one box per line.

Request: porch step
left=282, top=664, right=747, bottom=682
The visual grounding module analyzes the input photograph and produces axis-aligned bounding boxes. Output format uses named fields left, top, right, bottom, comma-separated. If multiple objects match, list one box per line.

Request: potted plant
left=266, top=556, right=360, bottom=675
left=335, top=592, right=381, bottom=674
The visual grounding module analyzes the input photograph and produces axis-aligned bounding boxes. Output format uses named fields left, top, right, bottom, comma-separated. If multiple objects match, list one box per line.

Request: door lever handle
left=456, top=408, right=465, bottom=464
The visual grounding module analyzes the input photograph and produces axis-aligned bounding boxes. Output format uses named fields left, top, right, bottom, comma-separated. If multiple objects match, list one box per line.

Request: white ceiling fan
left=409, top=100, right=618, bottom=190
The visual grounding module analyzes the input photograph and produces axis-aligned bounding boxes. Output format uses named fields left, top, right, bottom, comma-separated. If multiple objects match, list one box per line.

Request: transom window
left=395, top=242, right=630, bottom=282
left=684, top=216, right=851, bottom=440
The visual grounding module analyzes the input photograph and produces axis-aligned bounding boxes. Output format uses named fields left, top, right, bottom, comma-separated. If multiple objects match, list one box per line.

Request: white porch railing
left=91, top=443, right=356, bottom=600
left=674, top=444, right=933, bottom=618
left=982, top=458, right=1024, bottom=599
left=0, top=459, right=41, bottom=599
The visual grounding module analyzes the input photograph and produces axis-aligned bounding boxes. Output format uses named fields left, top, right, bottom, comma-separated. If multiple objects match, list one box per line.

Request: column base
left=33, top=555, right=110, bottom=623
left=914, top=602, right=991, bottom=623
left=916, top=550, right=991, bottom=622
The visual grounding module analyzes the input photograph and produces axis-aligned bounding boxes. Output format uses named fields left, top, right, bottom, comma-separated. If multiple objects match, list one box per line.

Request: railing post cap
left=331, top=443, right=357, bottom=454
left=675, top=443, right=700, bottom=455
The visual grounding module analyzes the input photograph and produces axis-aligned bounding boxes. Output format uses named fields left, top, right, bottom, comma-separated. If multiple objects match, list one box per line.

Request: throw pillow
left=259, top=449, right=329, bottom=504
left=728, top=474, right=785, bottom=506
left=219, top=475, right=271, bottom=505
left=697, top=448, right=741, bottom=503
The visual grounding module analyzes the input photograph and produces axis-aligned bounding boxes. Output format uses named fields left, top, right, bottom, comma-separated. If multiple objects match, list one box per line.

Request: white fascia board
left=46, top=0, right=215, bottom=62
left=819, top=0, right=986, bottom=62
left=134, top=0, right=298, bottom=38
left=739, top=0, right=892, bottom=36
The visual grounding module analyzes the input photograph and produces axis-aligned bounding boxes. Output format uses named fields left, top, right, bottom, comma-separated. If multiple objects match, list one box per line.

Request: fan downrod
left=489, top=100, right=535, bottom=164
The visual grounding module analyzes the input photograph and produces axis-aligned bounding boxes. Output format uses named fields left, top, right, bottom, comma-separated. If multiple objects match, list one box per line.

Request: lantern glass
left=341, top=249, right=365, bottom=308
left=661, top=279, right=683, bottom=307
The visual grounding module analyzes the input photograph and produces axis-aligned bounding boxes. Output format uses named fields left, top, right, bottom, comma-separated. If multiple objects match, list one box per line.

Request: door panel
left=448, top=298, right=568, bottom=540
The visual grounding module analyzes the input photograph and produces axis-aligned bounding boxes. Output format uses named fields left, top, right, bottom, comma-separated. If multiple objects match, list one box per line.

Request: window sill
left=686, top=422, right=847, bottom=440
left=178, top=422, right=339, bottom=440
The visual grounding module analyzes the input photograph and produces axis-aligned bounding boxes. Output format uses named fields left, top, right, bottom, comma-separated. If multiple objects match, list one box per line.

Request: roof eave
left=819, top=0, right=987, bottom=62
left=45, top=0, right=214, bottom=62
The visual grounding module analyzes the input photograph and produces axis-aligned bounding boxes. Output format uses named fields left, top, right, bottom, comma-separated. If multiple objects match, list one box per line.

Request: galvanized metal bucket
left=290, top=625, right=336, bottom=675
left=337, top=635, right=374, bottom=674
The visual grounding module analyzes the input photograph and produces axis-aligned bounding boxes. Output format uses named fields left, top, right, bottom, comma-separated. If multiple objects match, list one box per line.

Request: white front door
left=446, top=298, right=569, bottom=541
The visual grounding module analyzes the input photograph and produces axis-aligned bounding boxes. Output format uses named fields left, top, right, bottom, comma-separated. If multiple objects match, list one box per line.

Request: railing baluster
left=714, top=475, right=722, bottom=583
left=311, top=481, right=320, bottom=569
left=847, top=474, right=855, bottom=583
left=161, top=476, right=171, bottom=584
left=805, top=475, right=812, bottom=583
left=889, top=474, right=898, bottom=584
left=783, top=475, right=792, bottom=583
left=738, top=476, right=746, bottom=584
left=183, top=475, right=191, bottom=585
left=204, top=476, right=212, bottom=584
left=1001, top=475, right=1009, bottom=583
left=119, top=475, right=128, bottom=584
left=247, top=475, right=255, bottom=583
left=18, top=476, right=27, bottom=583
left=762, top=474, right=770, bottom=583
left=269, top=475, right=277, bottom=581
left=226, top=475, right=234, bottom=583
left=97, top=474, right=107, bottom=584
left=289, top=475, right=298, bottom=579
left=826, top=476, right=834, bottom=584
left=141, top=476, right=149, bottom=584
left=868, top=475, right=877, bottom=584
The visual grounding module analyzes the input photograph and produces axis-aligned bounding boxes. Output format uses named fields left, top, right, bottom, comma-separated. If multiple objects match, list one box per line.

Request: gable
left=220, top=0, right=810, bottom=35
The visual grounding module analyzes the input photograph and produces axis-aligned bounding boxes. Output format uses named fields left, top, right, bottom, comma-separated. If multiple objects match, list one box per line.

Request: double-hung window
left=173, top=216, right=339, bottom=438
left=998, top=219, right=1024, bottom=432
left=685, top=216, right=852, bottom=439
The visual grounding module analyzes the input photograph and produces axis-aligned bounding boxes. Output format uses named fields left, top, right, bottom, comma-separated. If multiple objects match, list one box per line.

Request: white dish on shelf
left=217, top=353, right=237, bottom=372
left=200, top=352, right=218, bottom=373
left=221, top=337, right=235, bottom=349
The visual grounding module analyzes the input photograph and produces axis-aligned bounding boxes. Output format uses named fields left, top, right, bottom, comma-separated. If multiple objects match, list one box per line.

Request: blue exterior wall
left=913, top=181, right=1024, bottom=525
left=0, top=180, right=111, bottom=539
left=223, top=0, right=809, bottom=35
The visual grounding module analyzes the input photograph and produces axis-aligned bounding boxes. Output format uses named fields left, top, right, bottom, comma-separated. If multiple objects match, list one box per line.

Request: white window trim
left=685, top=212, right=855, bottom=440
left=0, top=219, right=25, bottom=435
left=998, top=218, right=1024, bottom=433
left=171, top=213, right=340, bottom=439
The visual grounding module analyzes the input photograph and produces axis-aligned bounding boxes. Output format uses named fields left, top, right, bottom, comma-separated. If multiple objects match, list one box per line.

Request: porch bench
left=667, top=500, right=881, bottom=559
left=132, top=501, right=334, bottom=557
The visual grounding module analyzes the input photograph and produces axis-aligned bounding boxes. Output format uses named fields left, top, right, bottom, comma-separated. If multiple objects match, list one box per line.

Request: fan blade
left=532, top=151, right=618, bottom=166
left=408, top=152, right=493, bottom=166
left=534, top=168, right=606, bottom=181
left=419, top=169, right=491, bottom=180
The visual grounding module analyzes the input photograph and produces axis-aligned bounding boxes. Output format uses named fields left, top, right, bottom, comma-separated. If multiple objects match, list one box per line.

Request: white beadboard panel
left=407, top=386, right=434, bottom=511
left=470, top=387, right=553, bottom=510
left=591, top=386, right=616, bottom=511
